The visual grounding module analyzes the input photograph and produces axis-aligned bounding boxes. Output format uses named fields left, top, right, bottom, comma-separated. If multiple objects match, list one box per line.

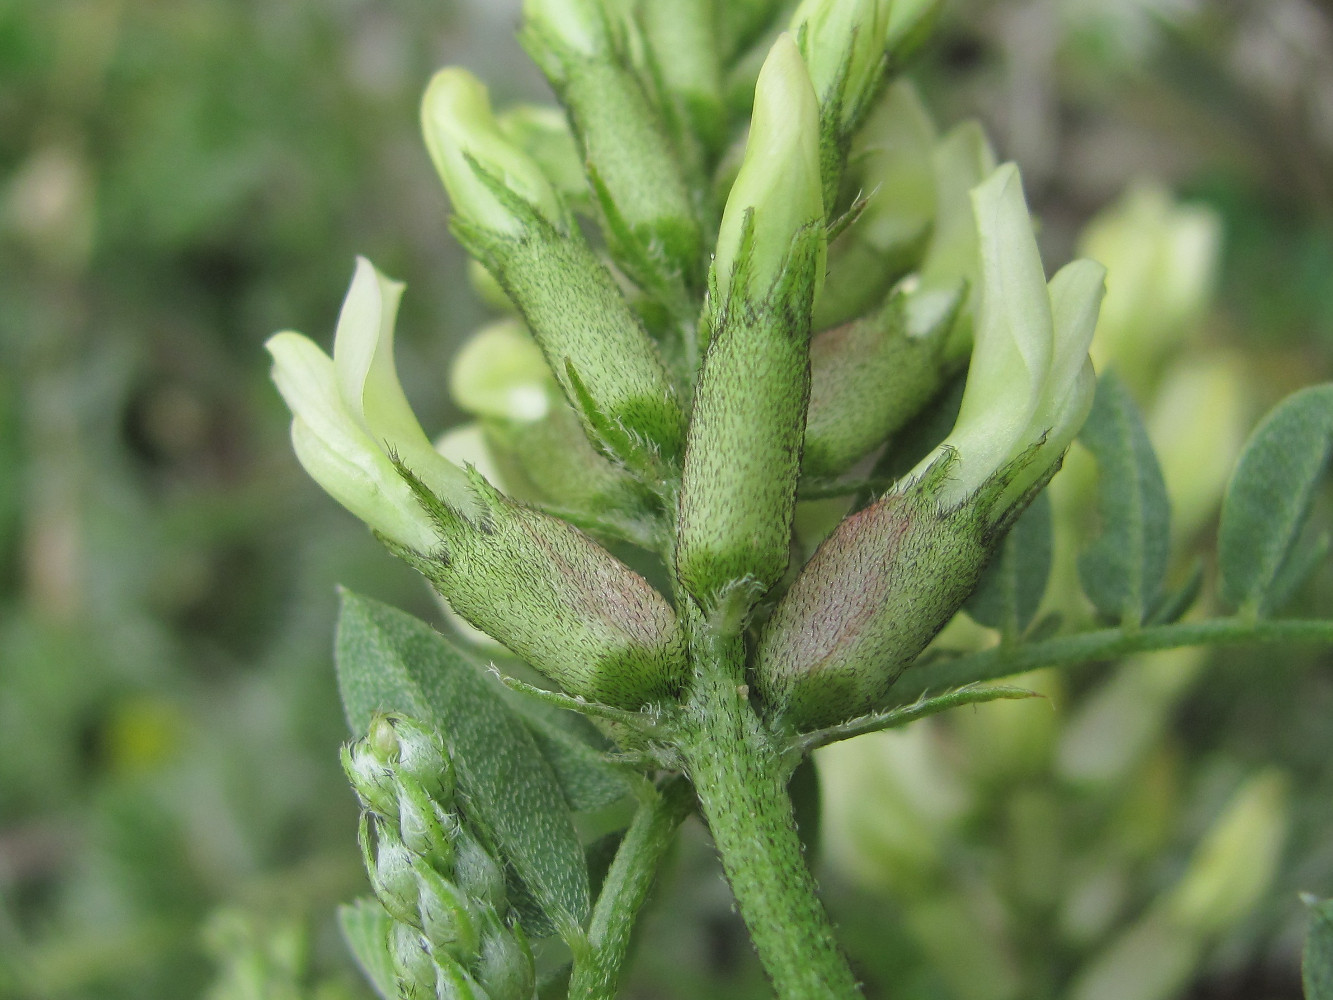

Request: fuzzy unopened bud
left=342, top=740, right=399, bottom=818
left=676, top=34, right=825, bottom=626
left=398, top=777, right=458, bottom=866
left=363, top=816, right=423, bottom=926
left=398, top=471, right=687, bottom=708
left=754, top=462, right=1000, bottom=731
left=475, top=913, right=536, bottom=1000
left=421, top=68, right=565, bottom=236
left=415, top=860, right=481, bottom=960
left=452, top=829, right=507, bottom=912
left=521, top=0, right=702, bottom=287
left=803, top=282, right=962, bottom=478
left=791, top=0, right=893, bottom=191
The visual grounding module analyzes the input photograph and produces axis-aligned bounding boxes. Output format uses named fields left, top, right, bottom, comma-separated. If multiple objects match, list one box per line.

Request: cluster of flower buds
left=755, top=164, right=1104, bottom=732
left=343, top=714, right=537, bottom=1000
left=271, top=0, right=1104, bottom=737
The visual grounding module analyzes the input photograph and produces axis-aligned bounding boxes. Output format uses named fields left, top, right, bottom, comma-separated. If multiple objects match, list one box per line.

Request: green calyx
left=394, top=468, right=688, bottom=710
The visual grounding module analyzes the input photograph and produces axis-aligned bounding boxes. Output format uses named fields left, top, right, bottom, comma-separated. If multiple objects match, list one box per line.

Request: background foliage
left=1, top=0, right=1331, bottom=997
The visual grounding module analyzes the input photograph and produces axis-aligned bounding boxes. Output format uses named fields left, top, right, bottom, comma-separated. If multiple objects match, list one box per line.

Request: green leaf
left=965, top=489, right=1052, bottom=638
left=521, top=713, right=634, bottom=814
left=1077, top=372, right=1171, bottom=625
left=1146, top=559, right=1205, bottom=627
left=336, top=590, right=591, bottom=942
left=338, top=899, right=397, bottom=1000
left=1219, top=384, right=1333, bottom=615
left=1304, top=894, right=1333, bottom=1000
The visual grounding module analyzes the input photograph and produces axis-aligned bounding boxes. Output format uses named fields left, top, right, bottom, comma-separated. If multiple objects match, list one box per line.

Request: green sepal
left=755, top=446, right=1056, bottom=733
left=336, top=591, right=591, bottom=944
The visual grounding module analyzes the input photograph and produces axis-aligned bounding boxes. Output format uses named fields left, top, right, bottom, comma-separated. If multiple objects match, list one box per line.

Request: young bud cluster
left=755, top=164, right=1103, bottom=732
left=343, top=714, right=535, bottom=1000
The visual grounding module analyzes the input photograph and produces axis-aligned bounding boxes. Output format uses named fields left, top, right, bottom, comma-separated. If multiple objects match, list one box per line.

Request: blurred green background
left=1, top=1, right=1332, bottom=998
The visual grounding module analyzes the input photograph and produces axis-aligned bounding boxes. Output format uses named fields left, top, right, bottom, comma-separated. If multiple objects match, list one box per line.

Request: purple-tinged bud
left=396, top=471, right=688, bottom=709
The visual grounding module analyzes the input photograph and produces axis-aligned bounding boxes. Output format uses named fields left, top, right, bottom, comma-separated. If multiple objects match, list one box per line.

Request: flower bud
left=434, top=99, right=686, bottom=472
left=385, top=715, right=455, bottom=805
left=475, top=913, right=536, bottom=1000
left=398, top=471, right=688, bottom=709
left=756, top=164, right=1104, bottom=731
left=390, top=924, right=436, bottom=997
left=814, top=80, right=937, bottom=329
left=521, top=0, right=703, bottom=287
left=711, top=34, right=824, bottom=306
left=676, top=34, right=825, bottom=626
left=790, top=0, right=893, bottom=177
left=414, top=859, right=481, bottom=961
left=803, top=282, right=962, bottom=478
left=342, top=739, right=399, bottom=818
left=398, top=777, right=459, bottom=867
left=421, top=68, right=565, bottom=236
left=268, top=258, right=480, bottom=549
left=363, top=815, right=423, bottom=926
left=452, top=828, right=507, bottom=913
left=434, top=957, right=490, bottom=1000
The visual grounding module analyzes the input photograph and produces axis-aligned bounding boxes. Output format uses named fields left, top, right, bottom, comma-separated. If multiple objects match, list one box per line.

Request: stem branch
left=893, top=617, right=1333, bottom=701
left=568, top=777, right=695, bottom=1000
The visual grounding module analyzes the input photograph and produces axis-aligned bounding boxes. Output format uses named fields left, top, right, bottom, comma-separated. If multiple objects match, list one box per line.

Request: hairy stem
left=568, top=776, right=695, bottom=1000
left=893, top=617, right=1333, bottom=701
left=679, top=628, right=862, bottom=1000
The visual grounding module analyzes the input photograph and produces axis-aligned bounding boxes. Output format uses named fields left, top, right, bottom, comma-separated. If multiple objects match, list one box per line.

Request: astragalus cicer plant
left=267, top=1, right=1333, bottom=997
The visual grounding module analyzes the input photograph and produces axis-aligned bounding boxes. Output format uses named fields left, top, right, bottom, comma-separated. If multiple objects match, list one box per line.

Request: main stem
left=679, top=626, right=861, bottom=1000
